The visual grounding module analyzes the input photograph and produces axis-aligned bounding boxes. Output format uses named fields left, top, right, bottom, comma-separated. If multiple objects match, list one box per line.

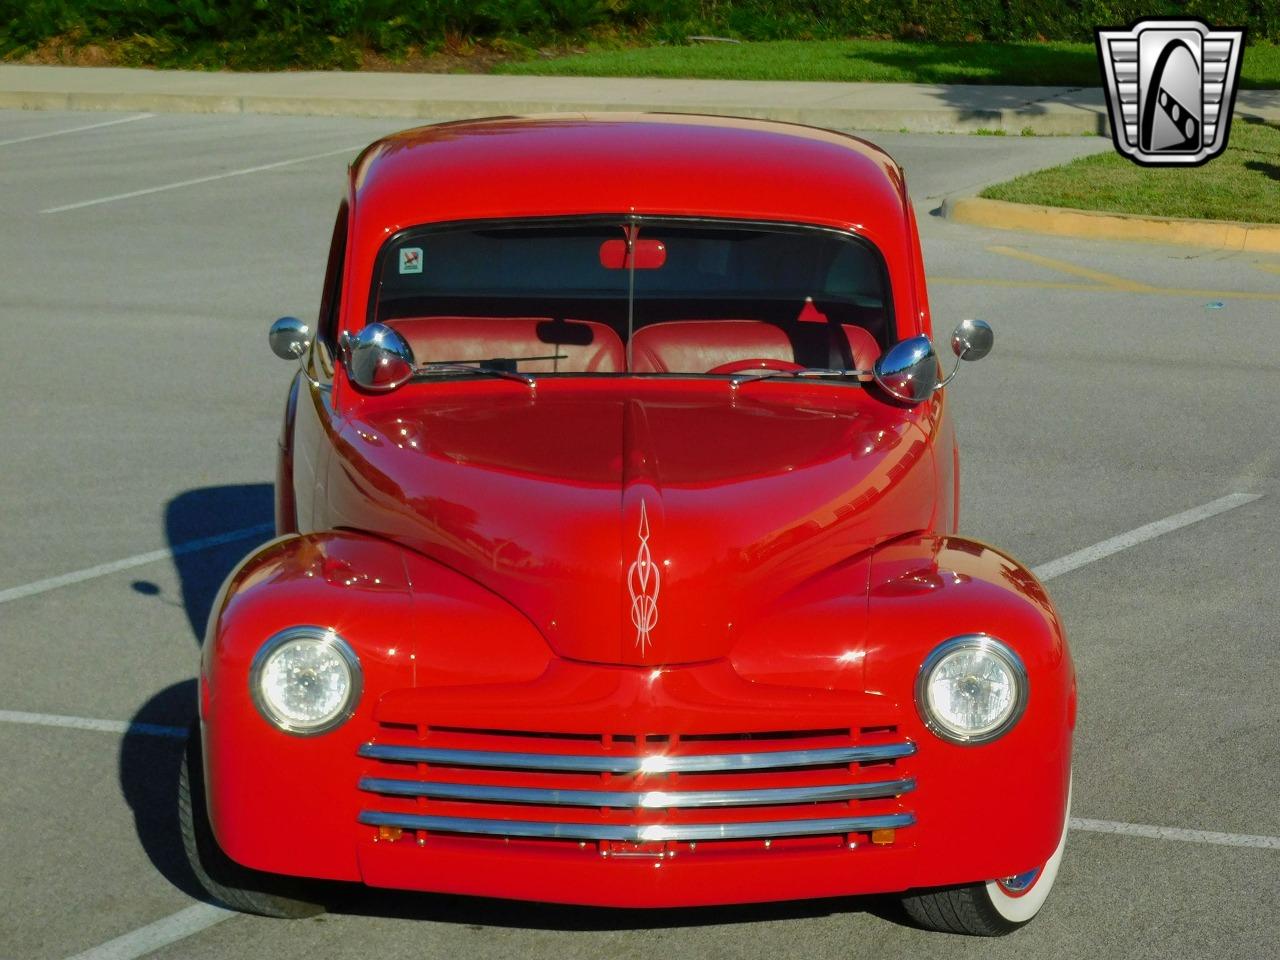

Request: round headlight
left=915, top=634, right=1026, bottom=744
left=250, top=627, right=362, bottom=735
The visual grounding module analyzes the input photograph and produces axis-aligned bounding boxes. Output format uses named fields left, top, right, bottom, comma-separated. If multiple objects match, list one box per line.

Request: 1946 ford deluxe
left=183, top=114, right=1075, bottom=936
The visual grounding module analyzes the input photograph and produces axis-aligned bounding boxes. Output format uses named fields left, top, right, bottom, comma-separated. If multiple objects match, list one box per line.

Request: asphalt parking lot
left=0, top=108, right=1276, bottom=960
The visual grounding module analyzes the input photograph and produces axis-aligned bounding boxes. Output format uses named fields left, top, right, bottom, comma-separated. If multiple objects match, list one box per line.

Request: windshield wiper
left=411, top=354, right=568, bottom=386
left=727, top=367, right=873, bottom=386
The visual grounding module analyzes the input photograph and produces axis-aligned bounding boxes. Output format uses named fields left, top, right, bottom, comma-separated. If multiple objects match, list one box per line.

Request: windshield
left=369, top=216, right=891, bottom=377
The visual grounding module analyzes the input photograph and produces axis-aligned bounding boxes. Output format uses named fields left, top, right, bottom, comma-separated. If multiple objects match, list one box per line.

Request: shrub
left=1, top=0, right=1275, bottom=65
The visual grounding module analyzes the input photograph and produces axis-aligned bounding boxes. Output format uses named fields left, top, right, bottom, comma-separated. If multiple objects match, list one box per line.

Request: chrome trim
left=997, top=866, right=1043, bottom=894
left=358, top=776, right=916, bottom=808
left=249, top=626, right=362, bottom=736
left=914, top=633, right=1028, bottom=746
left=358, top=810, right=915, bottom=842
left=357, top=740, right=915, bottom=772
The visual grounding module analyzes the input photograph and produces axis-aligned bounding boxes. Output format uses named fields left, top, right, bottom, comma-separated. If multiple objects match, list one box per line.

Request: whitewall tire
left=901, top=776, right=1071, bottom=936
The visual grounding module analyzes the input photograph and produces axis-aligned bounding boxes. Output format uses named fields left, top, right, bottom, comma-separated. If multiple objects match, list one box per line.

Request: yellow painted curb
left=942, top=196, right=1280, bottom=253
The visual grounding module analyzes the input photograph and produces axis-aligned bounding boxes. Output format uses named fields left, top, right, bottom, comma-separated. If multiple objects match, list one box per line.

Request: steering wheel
left=705, top=358, right=806, bottom=375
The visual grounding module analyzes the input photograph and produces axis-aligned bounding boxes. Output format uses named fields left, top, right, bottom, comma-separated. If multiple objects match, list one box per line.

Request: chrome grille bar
left=358, top=810, right=915, bottom=842
left=358, top=741, right=915, bottom=773
left=358, top=775, right=915, bottom=808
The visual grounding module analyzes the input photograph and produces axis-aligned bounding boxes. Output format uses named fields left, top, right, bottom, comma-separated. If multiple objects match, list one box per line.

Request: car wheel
left=178, top=724, right=326, bottom=918
left=901, top=778, right=1070, bottom=936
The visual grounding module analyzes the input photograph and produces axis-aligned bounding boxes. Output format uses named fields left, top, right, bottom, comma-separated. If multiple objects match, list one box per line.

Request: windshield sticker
left=398, top=247, right=423, bottom=274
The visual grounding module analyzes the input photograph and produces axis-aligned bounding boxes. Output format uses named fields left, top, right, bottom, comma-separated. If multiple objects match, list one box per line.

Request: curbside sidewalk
left=1, top=64, right=1122, bottom=134
left=4, top=66, right=1276, bottom=134
left=941, top=196, right=1280, bottom=252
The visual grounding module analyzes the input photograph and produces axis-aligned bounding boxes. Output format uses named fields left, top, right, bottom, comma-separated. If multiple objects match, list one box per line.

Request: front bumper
left=206, top=657, right=1071, bottom=907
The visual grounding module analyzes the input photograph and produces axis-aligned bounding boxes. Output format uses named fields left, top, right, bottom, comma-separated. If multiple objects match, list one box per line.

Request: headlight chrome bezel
left=249, top=626, right=362, bottom=736
left=915, top=634, right=1027, bottom=745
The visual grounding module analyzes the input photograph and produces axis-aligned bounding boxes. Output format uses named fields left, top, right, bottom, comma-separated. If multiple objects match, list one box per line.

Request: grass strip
left=979, top=118, right=1280, bottom=223
left=498, top=39, right=1280, bottom=89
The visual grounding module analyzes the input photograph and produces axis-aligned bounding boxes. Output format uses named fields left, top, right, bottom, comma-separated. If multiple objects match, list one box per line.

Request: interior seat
left=629, top=320, right=882, bottom=374
left=386, top=317, right=625, bottom=373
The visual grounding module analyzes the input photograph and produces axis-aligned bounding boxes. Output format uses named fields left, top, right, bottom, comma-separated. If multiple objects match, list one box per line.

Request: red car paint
left=202, top=115, right=1073, bottom=908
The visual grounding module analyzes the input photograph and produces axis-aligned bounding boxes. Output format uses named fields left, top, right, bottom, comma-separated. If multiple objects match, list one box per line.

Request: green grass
left=979, top=118, right=1280, bottom=223
left=497, top=39, right=1280, bottom=89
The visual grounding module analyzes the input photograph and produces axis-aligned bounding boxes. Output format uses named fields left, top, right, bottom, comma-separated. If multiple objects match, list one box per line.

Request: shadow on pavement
left=120, top=484, right=274, bottom=901
left=131, top=483, right=274, bottom=646
left=119, top=680, right=204, bottom=901
left=327, top=886, right=911, bottom=932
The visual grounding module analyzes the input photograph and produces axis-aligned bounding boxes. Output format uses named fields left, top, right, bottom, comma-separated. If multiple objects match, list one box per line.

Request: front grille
left=357, top=724, right=916, bottom=847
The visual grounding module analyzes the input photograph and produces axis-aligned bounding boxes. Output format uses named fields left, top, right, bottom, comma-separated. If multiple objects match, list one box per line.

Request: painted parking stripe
left=0, top=112, right=153, bottom=147
left=1032, top=492, right=1260, bottom=582
left=1070, top=818, right=1280, bottom=850
left=0, top=523, right=274, bottom=605
left=42, top=143, right=364, bottom=214
left=0, top=710, right=185, bottom=739
left=62, top=903, right=234, bottom=960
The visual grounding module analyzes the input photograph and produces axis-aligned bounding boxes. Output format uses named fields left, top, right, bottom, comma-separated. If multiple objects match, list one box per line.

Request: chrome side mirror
left=342, top=322, right=416, bottom=392
left=873, top=335, right=940, bottom=404
left=951, top=318, right=994, bottom=362
left=269, top=316, right=311, bottom=360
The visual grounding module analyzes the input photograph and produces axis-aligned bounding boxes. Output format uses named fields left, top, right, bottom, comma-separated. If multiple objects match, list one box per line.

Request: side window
left=317, top=202, right=349, bottom=346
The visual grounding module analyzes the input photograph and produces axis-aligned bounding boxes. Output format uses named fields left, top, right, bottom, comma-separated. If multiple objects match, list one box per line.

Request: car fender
left=199, top=531, right=552, bottom=878
left=865, top=534, right=1075, bottom=877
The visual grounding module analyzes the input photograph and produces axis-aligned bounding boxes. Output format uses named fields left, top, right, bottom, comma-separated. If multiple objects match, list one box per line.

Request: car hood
left=328, top=385, right=935, bottom=666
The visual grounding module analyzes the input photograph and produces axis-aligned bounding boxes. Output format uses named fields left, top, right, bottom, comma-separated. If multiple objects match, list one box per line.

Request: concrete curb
left=0, top=89, right=1108, bottom=134
left=941, top=195, right=1280, bottom=253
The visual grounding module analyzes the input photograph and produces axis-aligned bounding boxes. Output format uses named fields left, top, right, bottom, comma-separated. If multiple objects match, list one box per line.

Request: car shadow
left=120, top=483, right=275, bottom=902
left=119, top=485, right=917, bottom=931
left=118, top=680, right=205, bottom=901
left=328, top=886, right=911, bottom=932
left=130, top=483, right=275, bottom=646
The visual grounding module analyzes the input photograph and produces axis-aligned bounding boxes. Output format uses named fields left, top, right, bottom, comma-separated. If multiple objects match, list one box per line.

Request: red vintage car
left=183, top=114, right=1075, bottom=936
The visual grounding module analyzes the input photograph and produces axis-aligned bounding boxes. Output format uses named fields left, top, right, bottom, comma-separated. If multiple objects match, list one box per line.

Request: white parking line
left=1070, top=818, right=1280, bottom=850
left=41, top=144, right=364, bottom=213
left=62, top=903, right=234, bottom=960
left=0, top=113, right=153, bottom=147
left=1032, top=492, right=1261, bottom=582
left=0, top=523, right=275, bottom=605
left=0, top=710, right=185, bottom=739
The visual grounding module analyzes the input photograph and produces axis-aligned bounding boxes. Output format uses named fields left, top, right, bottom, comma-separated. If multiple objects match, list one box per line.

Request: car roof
left=349, top=113, right=909, bottom=236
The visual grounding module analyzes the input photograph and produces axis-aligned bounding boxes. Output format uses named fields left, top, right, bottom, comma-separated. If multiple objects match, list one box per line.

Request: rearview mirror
left=342, top=322, right=416, bottom=392
left=268, top=316, right=311, bottom=360
left=873, top=336, right=940, bottom=405
left=599, top=237, right=667, bottom=270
